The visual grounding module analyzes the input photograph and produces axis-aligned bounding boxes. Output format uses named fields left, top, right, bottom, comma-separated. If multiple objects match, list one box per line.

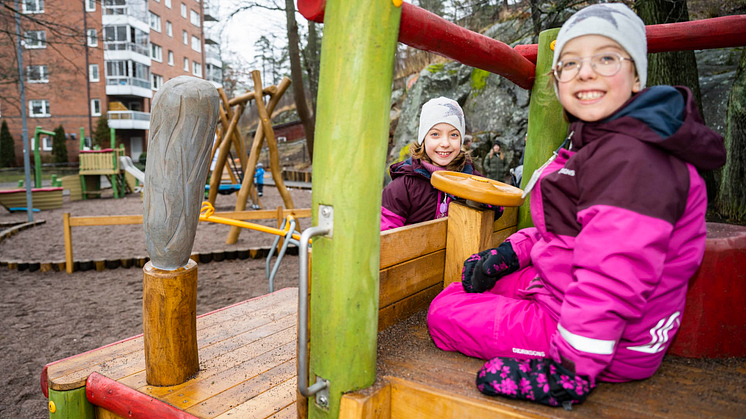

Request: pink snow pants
left=427, top=266, right=558, bottom=360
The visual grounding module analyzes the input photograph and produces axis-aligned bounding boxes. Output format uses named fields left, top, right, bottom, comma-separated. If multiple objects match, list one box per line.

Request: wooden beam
left=251, top=70, right=295, bottom=210
left=339, top=382, right=391, bottom=419
left=63, top=213, right=74, bottom=274
left=226, top=77, right=292, bottom=244
left=380, top=218, right=447, bottom=270
left=379, top=250, right=444, bottom=309
left=208, top=108, right=242, bottom=205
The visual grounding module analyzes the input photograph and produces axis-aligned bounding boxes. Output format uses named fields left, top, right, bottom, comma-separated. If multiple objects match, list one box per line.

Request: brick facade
left=0, top=0, right=217, bottom=167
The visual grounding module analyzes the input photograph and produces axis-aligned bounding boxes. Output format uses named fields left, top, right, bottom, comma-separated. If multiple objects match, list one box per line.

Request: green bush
left=93, top=116, right=111, bottom=149
left=52, top=124, right=68, bottom=163
left=0, top=120, right=16, bottom=167
left=138, top=152, right=147, bottom=166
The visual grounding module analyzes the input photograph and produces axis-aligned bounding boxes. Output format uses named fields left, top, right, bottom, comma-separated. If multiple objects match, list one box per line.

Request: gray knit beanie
left=552, top=3, right=647, bottom=90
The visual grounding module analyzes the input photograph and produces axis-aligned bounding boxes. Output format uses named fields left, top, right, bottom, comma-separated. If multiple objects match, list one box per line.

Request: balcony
left=108, top=110, right=150, bottom=130
left=103, top=0, right=148, bottom=24
left=105, top=77, right=152, bottom=98
left=203, top=1, right=218, bottom=22
left=104, top=41, right=149, bottom=57
left=205, top=46, right=221, bottom=67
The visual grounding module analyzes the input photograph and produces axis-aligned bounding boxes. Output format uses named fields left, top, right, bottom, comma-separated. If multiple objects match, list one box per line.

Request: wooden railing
left=62, top=207, right=312, bottom=274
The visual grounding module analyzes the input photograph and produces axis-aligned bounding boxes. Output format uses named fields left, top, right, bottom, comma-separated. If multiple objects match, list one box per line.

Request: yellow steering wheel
left=431, top=171, right=525, bottom=207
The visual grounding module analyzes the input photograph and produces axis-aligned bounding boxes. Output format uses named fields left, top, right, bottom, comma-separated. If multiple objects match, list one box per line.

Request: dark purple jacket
left=381, top=157, right=479, bottom=230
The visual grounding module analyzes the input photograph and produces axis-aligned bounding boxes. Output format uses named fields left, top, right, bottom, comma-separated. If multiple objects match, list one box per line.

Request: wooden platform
left=46, top=288, right=299, bottom=419
left=370, top=310, right=746, bottom=419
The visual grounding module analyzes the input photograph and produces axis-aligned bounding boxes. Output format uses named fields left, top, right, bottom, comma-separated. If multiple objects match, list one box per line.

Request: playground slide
left=119, top=156, right=145, bottom=184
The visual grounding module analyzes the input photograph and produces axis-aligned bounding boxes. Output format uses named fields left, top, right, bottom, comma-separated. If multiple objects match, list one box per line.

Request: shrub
left=52, top=125, right=68, bottom=163
left=93, top=116, right=112, bottom=149
left=0, top=120, right=16, bottom=167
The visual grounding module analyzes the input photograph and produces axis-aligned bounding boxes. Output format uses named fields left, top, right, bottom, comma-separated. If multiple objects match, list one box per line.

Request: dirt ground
left=0, top=186, right=311, bottom=419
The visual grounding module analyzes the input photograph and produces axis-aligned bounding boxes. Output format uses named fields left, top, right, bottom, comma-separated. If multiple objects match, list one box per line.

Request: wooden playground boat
left=40, top=2, right=746, bottom=418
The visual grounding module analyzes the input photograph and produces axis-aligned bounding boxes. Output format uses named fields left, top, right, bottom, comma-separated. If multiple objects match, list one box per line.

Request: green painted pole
left=518, top=28, right=568, bottom=229
left=48, top=387, right=95, bottom=419
left=309, top=0, right=401, bottom=418
left=33, top=127, right=55, bottom=189
left=34, top=126, right=42, bottom=189
left=109, top=127, right=119, bottom=198
left=80, top=128, right=87, bottom=199
left=79, top=127, right=85, bottom=150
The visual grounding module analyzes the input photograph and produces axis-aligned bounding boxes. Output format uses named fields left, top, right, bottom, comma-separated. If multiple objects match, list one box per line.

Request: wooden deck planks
left=212, top=377, right=297, bottom=419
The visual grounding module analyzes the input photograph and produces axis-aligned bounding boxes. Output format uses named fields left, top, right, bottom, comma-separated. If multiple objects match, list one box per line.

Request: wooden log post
left=142, top=259, right=199, bottom=385
left=143, top=76, right=219, bottom=386
left=208, top=106, right=242, bottom=205
left=251, top=70, right=295, bottom=210
left=444, top=202, right=495, bottom=287
left=518, top=28, right=567, bottom=229
left=63, top=213, right=74, bottom=274
left=307, top=0, right=401, bottom=417
left=226, top=77, right=292, bottom=244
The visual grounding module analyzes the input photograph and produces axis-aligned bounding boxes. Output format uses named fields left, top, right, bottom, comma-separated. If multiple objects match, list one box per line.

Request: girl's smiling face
left=424, top=123, right=461, bottom=167
left=557, top=35, right=641, bottom=122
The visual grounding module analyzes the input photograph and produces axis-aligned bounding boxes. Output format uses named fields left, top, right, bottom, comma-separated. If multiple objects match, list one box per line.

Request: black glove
left=461, top=242, right=519, bottom=293
left=476, top=357, right=594, bottom=410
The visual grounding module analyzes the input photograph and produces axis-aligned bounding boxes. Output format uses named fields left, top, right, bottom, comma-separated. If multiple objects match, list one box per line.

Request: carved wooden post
left=142, top=76, right=219, bottom=386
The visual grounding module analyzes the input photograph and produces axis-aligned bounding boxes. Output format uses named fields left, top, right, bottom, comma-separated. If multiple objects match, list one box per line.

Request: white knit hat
left=552, top=3, right=647, bottom=90
left=417, top=97, right=465, bottom=145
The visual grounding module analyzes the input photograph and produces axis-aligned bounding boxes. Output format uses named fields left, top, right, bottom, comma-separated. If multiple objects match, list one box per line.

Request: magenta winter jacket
left=510, top=86, right=725, bottom=383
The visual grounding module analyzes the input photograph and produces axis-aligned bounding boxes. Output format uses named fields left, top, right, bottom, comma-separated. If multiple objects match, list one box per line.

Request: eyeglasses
left=553, top=52, right=634, bottom=83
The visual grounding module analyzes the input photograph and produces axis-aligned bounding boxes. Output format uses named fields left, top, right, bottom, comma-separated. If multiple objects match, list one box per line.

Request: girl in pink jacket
left=427, top=3, right=726, bottom=409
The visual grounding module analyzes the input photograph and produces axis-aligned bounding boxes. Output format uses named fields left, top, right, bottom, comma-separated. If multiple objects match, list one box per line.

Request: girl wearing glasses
left=427, top=3, right=726, bottom=409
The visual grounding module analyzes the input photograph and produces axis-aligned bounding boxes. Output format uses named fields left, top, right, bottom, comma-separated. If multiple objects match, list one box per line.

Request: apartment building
left=0, top=0, right=222, bottom=166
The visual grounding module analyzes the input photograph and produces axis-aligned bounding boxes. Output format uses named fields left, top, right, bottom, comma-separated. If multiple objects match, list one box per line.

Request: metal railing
left=104, top=41, right=149, bottom=57
left=106, top=76, right=150, bottom=89
left=103, top=5, right=148, bottom=23
left=108, top=110, right=150, bottom=121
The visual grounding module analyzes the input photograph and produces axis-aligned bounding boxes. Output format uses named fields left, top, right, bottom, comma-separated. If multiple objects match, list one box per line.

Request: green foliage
left=426, top=63, right=445, bottom=73
left=138, top=152, right=147, bottom=166
left=93, top=116, right=111, bottom=149
left=52, top=124, right=68, bottom=164
left=471, top=69, right=490, bottom=95
left=0, top=120, right=16, bottom=167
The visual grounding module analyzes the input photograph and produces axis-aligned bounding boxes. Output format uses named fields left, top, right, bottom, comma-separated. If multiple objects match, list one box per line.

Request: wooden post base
left=444, top=201, right=495, bottom=287
left=143, top=259, right=199, bottom=386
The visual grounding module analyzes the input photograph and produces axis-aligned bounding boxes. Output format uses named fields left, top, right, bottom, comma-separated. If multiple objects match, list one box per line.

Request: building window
left=86, top=0, right=95, bottom=12
left=192, top=61, right=201, bottom=77
left=191, top=35, right=201, bottom=52
left=42, top=136, right=53, bottom=151
left=87, top=29, right=98, bottom=47
left=182, top=30, right=188, bottom=45
left=165, top=0, right=171, bottom=8
left=89, top=64, right=100, bottom=82
left=152, top=74, right=164, bottom=91
left=91, top=99, right=101, bottom=116
left=22, top=0, right=44, bottom=13
left=190, top=10, right=200, bottom=27
left=27, top=65, right=48, bottom=83
left=29, top=99, right=50, bottom=117
left=167, top=21, right=173, bottom=37
left=168, top=50, right=174, bottom=66
left=181, top=3, right=187, bottom=18
left=23, top=31, right=46, bottom=49
left=183, top=57, right=189, bottom=72
left=151, top=43, right=163, bottom=62
left=149, top=12, right=161, bottom=32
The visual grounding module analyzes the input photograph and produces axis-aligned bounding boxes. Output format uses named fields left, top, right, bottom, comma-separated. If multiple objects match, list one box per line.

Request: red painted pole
left=299, top=1, right=746, bottom=82
left=86, top=373, right=199, bottom=419
left=298, top=0, right=536, bottom=89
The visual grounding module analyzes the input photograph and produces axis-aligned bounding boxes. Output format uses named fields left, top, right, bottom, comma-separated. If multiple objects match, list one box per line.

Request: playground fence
left=63, top=207, right=312, bottom=274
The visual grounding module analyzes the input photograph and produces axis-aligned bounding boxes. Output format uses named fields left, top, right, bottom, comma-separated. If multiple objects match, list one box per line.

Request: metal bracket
left=314, top=376, right=330, bottom=409
left=318, top=204, right=333, bottom=237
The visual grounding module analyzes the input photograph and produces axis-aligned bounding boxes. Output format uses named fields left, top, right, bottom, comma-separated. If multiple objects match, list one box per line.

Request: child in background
left=254, top=162, right=265, bottom=197
left=427, top=3, right=726, bottom=409
left=381, top=97, right=490, bottom=231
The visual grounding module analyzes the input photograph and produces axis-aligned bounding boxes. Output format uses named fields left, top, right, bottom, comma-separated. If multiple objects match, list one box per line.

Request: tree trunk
left=306, top=22, right=320, bottom=114
left=285, top=0, right=315, bottom=162
left=714, top=49, right=746, bottom=223
left=529, top=0, right=542, bottom=38
left=635, top=0, right=717, bottom=202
